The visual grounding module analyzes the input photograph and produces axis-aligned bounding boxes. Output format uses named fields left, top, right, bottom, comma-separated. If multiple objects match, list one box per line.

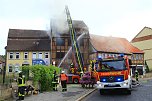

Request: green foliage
left=21, top=65, right=61, bottom=91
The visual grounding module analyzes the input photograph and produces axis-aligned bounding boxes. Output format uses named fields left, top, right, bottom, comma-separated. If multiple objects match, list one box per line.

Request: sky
left=1, top=0, right=152, bottom=55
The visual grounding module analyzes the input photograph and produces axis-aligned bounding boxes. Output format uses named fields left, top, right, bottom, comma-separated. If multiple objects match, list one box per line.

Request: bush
left=21, top=65, right=61, bottom=91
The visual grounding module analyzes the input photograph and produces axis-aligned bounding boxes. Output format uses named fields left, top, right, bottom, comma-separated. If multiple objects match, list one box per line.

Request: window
left=32, top=52, right=36, bottom=59
left=45, top=52, right=49, bottom=58
left=9, top=65, right=13, bottom=72
left=56, top=52, right=65, bottom=59
left=38, top=52, right=43, bottom=59
left=68, top=39, right=71, bottom=46
left=24, top=52, right=28, bottom=59
left=15, top=65, right=20, bottom=72
left=136, top=54, right=139, bottom=60
left=131, top=55, right=134, bottom=60
left=16, top=52, right=20, bottom=59
left=56, top=38, right=65, bottom=46
left=9, top=52, right=13, bottom=59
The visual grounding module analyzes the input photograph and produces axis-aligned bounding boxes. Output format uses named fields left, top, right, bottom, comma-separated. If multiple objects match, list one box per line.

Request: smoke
left=49, top=0, right=69, bottom=36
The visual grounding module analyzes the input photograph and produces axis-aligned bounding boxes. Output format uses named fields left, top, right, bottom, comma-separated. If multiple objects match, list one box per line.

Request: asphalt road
left=82, top=79, right=152, bottom=101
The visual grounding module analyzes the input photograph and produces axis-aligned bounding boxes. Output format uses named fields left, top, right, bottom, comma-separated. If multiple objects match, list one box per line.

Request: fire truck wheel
left=73, top=79, right=79, bottom=84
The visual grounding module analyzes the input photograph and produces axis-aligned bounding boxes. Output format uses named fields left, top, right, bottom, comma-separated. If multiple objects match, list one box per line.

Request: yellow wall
left=136, top=28, right=152, bottom=38
left=6, top=51, right=50, bottom=74
left=132, top=40, right=152, bottom=50
left=132, top=39, right=152, bottom=70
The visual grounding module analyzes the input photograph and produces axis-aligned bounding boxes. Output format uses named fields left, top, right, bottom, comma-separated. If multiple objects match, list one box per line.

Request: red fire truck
left=96, top=55, right=132, bottom=94
left=66, top=74, right=80, bottom=84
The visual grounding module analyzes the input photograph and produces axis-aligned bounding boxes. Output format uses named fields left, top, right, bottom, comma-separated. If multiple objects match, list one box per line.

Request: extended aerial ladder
left=65, top=6, right=84, bottom=74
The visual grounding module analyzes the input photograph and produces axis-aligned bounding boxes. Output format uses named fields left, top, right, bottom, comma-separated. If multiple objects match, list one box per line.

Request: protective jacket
left=60, top=73, right=67, bottom=81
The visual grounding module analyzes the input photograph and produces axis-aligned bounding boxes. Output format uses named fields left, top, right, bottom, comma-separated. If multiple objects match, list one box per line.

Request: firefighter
left=60, top=71, right=67, bottom=92
left=52, top=70, right=58, bottom=91
left=17, top=72, right=25, bottom=101
left=135, top=69, right=139, bottom=82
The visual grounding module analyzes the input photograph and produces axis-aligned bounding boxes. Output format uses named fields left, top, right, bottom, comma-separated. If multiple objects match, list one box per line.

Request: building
left=131, top=27, right=152, bottom=71
left=6, top=20, right=90, bottom=74
left=6, top=29, right=51, bottom=73
left=6, top=21, right=144, bottom=75
left=89, top=35, right=144, bottom=74
left=51, top=20, right=90, bottom=72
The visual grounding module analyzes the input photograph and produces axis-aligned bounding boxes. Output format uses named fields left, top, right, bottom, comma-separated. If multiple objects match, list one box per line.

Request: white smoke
left=50, top=0, right=69, bottom=36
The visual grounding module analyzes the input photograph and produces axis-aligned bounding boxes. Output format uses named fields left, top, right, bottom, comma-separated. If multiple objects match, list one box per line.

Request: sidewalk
left=139, top=72, right=152, bottom=81
left=10, top=84, right=95, bottom=101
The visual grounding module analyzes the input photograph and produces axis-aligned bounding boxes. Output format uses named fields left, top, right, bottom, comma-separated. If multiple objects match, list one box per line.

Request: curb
left=75, top=88, right=96, bottom=101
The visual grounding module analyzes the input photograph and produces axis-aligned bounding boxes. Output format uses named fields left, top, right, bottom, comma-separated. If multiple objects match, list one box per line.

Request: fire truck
left=95, top=55, right=132, bottom=94
left=66, top=74, right=80, bottom=84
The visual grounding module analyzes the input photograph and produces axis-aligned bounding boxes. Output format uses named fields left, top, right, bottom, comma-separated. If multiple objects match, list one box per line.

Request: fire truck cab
left=96, top=55, right=132, bottom=94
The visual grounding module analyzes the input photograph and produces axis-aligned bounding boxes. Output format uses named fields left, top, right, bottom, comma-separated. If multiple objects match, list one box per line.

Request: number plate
left=108, top=84, right=116, bottom=86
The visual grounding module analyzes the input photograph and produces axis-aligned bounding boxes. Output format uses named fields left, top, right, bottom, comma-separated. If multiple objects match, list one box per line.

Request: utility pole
left=50, top=20, right=52, bottom=65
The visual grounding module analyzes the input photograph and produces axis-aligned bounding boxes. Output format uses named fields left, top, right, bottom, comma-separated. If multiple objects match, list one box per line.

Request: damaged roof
left=72, top=20, right=88, bottom=29
left=90, top=34, right=144, bottom=54
left=7, top=29, right=51, bottom=51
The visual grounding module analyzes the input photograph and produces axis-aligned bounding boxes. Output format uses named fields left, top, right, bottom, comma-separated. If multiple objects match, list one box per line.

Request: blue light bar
left=116, top=77, right=122, bottom=82
left=102, top=78, right=106, bottom=82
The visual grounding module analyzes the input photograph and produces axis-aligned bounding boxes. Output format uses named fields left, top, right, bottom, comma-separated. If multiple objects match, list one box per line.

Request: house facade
left=6, top=29, right=51, bottom=73
left=131, top=27, right=152, bottom=71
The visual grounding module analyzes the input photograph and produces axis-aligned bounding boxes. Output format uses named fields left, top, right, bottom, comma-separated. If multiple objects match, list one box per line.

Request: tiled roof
left=90, top=34, right=144, bottom=54
left=8, top=29, right=50, bottom=39
left=7, top=29, right=51, bottom=51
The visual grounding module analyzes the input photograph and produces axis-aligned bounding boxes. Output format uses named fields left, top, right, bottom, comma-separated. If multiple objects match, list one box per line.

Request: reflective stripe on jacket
left=60, top=73, right=67, bottom=81
left=18, top=77, right=25, bottom=87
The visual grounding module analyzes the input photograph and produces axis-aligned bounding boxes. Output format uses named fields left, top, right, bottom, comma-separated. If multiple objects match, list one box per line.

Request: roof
left=131, top=27, right=152, bottom=42
left=7, top=29, right=51, bottom=51
left=90, top=34, right=144, bottom=54
left=8, top=29, right=50, bottom=39
left=72, top=20, right=88, bottom=29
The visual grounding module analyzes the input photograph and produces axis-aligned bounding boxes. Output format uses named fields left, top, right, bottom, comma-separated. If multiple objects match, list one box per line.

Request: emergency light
left=100, top=78, right=107, bottom=82
left=115, top=77, right=123, bottom=82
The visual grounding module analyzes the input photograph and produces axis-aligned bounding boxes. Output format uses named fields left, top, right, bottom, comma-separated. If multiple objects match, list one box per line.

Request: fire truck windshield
left=97, top=59, right=127, bottom=72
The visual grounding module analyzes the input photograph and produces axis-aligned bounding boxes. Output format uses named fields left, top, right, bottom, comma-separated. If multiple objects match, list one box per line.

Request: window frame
left=15, top=52, right=20, bottom=59
left=38, top=52, right=43, bottom=59
left=32, top=52, right=37, bottom=59
left=9, top=52, right=14, bottom=59
left=24, top=52, right=29, bottom=59
left=45, top=52, right=49, bottom=58
left=8, top=65, right=13, bottom=72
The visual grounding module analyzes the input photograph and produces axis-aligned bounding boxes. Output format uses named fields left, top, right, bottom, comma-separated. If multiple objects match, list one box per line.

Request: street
left=82, top=79, right=152, bottom=101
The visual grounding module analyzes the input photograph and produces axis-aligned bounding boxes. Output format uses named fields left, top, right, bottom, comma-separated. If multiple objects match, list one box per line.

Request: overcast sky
left=1, top=0, right=152, bottom=55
